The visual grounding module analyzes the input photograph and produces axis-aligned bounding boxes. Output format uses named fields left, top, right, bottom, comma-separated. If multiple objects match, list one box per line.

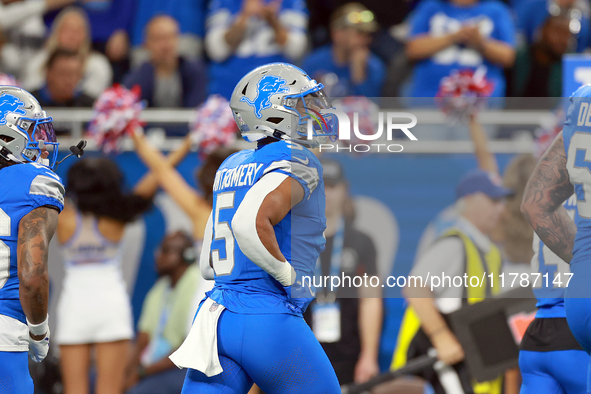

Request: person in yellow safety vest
left=392, top=169, right=513, bottom=394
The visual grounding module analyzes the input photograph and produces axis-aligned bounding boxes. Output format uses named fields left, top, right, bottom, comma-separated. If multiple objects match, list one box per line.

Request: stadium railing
left=51, top=108, right=552, bottom=154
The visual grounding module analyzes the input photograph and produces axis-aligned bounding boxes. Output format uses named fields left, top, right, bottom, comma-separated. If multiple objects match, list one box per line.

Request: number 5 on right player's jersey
left=206, top=140, right=326, bottom=315
left=563, top=87, right=591, bottom=264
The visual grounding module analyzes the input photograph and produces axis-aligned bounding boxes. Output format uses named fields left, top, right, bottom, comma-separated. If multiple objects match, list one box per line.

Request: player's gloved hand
left=284, top=270, right=316, bottom=314
left=27, top=316, right=50, bottom=363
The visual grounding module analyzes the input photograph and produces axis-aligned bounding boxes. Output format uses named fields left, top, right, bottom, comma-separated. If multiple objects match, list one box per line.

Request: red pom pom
left=189, top=95, right=238, bottom=159
left=87, top=84, right=145, bottom=153
left=436, top=66, right=495, bottom=121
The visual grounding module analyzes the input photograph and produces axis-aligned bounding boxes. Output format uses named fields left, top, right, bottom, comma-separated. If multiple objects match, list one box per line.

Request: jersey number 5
left=0, top=208, right=10, bottom=289
left=212, top=192, right=235, bottom=276
left=567, top=132, right=591, bottom=219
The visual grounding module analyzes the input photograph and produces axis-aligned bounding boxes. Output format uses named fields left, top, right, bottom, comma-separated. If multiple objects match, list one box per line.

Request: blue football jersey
left=0, top=163, right=64, bottom=324
left=563, top=85, right=591, bottom=267
left=532, top=195, right=577, bottom=318
left=206, top=140, right=325, bottom=315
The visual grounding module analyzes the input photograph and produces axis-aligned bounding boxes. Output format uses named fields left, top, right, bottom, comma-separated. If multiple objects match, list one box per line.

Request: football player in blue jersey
left=520, top=195, right=589, bottom=394
left=522, top=84, right=591, bottom=393
left=168, top=63, right=341, bottom=393
left=0, top=87, right=65, bottom=392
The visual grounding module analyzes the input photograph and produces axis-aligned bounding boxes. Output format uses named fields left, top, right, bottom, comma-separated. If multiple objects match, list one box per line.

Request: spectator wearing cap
left=123, top=15, right=207, bottom=108
left=303, top=159, right=382, bottom=385
left=302, top=3, right=385, bottom=98
left=406, top=0, right=516, bottom=98
left=394, top=169, right=513, bottom=394
left=204, top=0, right=308, bottom=99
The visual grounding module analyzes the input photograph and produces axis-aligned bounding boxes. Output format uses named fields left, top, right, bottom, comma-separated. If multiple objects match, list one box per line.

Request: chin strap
left=0, top=146, right=22, bottom=165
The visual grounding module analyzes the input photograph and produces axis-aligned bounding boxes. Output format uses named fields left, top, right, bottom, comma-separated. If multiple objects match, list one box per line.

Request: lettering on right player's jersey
left=212, top=163, right=264, bottom=192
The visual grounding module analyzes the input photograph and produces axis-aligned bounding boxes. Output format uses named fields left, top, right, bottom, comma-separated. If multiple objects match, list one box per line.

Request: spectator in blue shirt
left=123, top=15, right=207, bottom=108
left=130, top=0, right=206, bottom=66
left=205, top=0, right=308, bottom=99
left=406, top=0, right=516, bottom=98
left=302, top=3, right=386, bottom=98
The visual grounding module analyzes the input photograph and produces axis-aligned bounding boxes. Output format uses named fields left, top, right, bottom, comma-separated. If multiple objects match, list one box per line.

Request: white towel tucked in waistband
left=169, top=297, right=225, bottom=377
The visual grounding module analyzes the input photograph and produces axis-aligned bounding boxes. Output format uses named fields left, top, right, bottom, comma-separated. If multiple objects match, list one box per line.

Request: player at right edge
left=519, top=195, right=589, bottom=393
left=170, top=63, right=341, bottom=393
left=522, top=84, right=591, bottom=393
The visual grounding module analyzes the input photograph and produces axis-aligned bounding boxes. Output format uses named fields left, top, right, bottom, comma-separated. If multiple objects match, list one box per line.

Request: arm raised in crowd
left=131, top=129, right=211, bottom=239
left=469, top=114, right=499, bottom=175
left=133, top=135, right=193, bottom=199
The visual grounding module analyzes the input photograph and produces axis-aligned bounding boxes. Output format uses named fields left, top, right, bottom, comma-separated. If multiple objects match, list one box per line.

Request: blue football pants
left=520, top=350, right=589, bottom=394
left=181, top=309, right=341, bottom=394
left=0, top=351, right=33, bottom=394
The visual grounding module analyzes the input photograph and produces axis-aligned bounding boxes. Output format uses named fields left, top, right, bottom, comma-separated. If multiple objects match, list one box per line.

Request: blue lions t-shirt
left=206, top=0, right=308, bottom=99
left=408, top=0, right=516, bottom=98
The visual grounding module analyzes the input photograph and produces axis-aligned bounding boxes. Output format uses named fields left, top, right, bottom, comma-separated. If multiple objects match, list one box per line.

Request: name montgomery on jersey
left=212, top=163, right=265, bottom=192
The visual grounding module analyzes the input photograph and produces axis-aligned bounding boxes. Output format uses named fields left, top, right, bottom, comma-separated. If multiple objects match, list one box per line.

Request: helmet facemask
left=17, top=117, right=58, bottom=169
left=283, top=86, right=338, bottom=148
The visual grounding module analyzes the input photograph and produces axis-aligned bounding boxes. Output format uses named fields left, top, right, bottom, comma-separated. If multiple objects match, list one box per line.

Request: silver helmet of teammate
left=230, top=63, right=337, bottom=147
left=0, top=86, right=58, bottom=169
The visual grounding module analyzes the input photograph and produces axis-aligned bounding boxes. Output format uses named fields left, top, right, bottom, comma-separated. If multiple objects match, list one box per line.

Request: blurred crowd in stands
left=0, top=0, right=585, bottom=112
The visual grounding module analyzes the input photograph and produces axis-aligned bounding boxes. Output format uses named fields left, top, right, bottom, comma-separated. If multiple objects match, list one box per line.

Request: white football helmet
left=0, top=86, right=58, bottom=169
left=230, top=63, right=337, bottom=147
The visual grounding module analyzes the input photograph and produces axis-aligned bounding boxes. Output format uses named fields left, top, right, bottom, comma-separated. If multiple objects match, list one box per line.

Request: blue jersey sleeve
left=21, top=164, right=65, bottom=213
left=259, top=141, right=321, bottom=201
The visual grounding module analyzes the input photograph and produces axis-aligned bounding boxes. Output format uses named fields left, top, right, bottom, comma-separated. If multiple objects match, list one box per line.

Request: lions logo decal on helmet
left=240, top=75, right=290, bottom=119
left=0, top=94, right=26, bottom=125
